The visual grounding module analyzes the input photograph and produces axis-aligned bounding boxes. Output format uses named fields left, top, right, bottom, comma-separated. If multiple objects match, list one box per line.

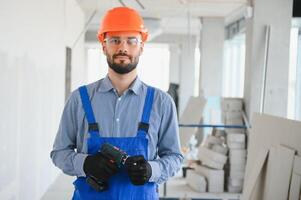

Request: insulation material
left=221, top=98, right=243, bottom=112
left=227, top=177, right=243, bottom=193
left=226, top=129, right=246, bottom=193
left=203, top=135, right=224, bottom=147
left=222, top=111, right=243, bottom=121
left=230, top=166, right=245, bottom=179
left=186, top=169, right=206, bottom=192
left=212, top=144, right=228, bottom=155
left=202, top=159, right=224, bottom=170
left=227, top=133, right=246, bottom=143
left=230, top=164, right=246, bottom=172
left=227, top=133, right=246, bottom=149
left=228, top=177, right=244, bottom=187
left=195, top=165, right=224, bottom=192
left=225, top=118, right=244, bottom=125
left=225, top=128, right=245, bottom=133
left=229, top=149, right=247, bottom=164
left=179, top=96, right=206, bottom=147
left=228, top=184, right=243, bottom=193
left=242, top=113, right=301, bottom=200
left=198, top=146, right=227, bottom=170
left=227, top=142, right=245, bottom=149
left=213, top=129, right=227, bottom=138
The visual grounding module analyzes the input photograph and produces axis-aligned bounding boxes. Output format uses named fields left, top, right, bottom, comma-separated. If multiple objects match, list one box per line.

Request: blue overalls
left=72, top=86, right=159, bottom=200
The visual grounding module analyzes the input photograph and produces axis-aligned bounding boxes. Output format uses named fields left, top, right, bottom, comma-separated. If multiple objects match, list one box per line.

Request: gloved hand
left=83, top=152, right=118, bottom=182
left=125, top=155, right=152, bottom=185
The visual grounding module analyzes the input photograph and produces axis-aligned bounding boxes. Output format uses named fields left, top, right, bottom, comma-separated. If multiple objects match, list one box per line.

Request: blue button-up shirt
left=50, top=76, right=183, bottom=184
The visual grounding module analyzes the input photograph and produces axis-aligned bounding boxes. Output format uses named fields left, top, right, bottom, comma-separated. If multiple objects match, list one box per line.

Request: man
left=50, top=6, right=183, bottom=200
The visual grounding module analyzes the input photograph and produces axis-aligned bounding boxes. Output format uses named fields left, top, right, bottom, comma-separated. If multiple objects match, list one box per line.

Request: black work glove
left=125, top=155, right=152, bottom=185
left=83, top=152, right=118, bottom=183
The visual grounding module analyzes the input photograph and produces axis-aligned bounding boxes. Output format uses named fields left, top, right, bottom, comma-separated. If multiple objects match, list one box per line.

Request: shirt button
left=118, top=97, right=122, bottom=101
left=116, top=118, right=119, bottom=122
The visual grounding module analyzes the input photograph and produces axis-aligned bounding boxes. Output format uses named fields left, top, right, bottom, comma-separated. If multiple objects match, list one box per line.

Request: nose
left=116, top=39, right=129, bottom=52
left=116, top=42, right=128, bottom=54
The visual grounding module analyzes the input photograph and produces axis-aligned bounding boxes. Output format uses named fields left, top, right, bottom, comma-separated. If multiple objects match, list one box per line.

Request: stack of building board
left=199, top=135, right=228, bottom=170
left=221, top=98, right=246, bottom=192
left=186, top=169, right=206, bottom=192
left=186, top=164, right=225, bottom=193
left=227, top=139, right=246, bottom=193
left=192, top=134, right=228, bottom=192
left=195, top=165, right=225, bottom=193
left=221, top=98, right=244, bottom=133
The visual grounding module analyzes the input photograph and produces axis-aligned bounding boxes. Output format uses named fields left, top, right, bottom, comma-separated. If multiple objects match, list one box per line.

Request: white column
left=179, top=36, right=196, bottom=115
left=168, top=44, right=181, bottom=84
left=199, top=18, right=225, bottom=97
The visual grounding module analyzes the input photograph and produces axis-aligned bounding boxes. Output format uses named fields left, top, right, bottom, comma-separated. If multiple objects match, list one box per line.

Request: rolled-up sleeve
left=149, top=95, right=184, bottom=184
left=50, top=92, right=88, bottom=177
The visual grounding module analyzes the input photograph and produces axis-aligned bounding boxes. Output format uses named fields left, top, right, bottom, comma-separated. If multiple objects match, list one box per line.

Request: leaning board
left=242, top=113, right=301, bottom=200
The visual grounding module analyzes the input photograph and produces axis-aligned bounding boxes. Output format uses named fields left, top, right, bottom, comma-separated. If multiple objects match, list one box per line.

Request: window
left=287, top=25, right=301, bottom=121
left=194, top=47, right=200, bottom=97
left=222, top=34, right=246, bottom=98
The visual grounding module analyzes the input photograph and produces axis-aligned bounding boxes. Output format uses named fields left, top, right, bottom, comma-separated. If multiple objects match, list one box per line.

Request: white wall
left=0, top=0, right=85, bottom=199
left=244, top=0, right=293, bottom=118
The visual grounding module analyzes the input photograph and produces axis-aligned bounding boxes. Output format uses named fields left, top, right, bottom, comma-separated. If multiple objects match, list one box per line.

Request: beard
left=107, top=53, right=139, bottom=74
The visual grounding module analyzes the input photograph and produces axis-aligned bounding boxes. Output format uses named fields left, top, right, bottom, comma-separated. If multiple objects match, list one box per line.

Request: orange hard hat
left=97, top=7, right=148, bottom=42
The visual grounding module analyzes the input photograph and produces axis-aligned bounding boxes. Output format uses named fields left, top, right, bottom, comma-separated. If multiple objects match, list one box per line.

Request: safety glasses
left=104, top=37, right=142, bottom=47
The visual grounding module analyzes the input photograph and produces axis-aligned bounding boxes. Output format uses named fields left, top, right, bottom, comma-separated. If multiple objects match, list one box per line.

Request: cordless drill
left=86, top=143, right=129, bottom=192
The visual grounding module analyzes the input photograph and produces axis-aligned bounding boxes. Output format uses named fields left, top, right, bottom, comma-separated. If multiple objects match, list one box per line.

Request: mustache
left=113, top=53, right=132, bottom=59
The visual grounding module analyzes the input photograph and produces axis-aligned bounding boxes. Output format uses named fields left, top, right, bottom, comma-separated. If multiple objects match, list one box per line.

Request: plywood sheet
left=179, top=96, right=206, bottom=147
left=242, top=113, right=301, bottom=200
left=263, top=145, right=295, bottom=200
left=289, top=156, right=301, bottom=200
left=241, top=148, right=269, bottom=200
left=289, top=173, right=301, bottom=200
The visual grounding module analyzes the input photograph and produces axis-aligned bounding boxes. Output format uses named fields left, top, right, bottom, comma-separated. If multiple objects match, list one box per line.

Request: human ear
left=102, top=43, right=107, bottom=55
left=139, top=43, right=144, bottom=55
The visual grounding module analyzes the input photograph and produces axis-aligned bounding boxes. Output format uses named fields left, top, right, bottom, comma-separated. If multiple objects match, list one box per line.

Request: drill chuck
left=100, top=143, right=129, bottom=167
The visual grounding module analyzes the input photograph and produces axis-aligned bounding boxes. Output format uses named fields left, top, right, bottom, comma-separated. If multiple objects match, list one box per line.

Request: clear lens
left=105, top=37, right=141, bottom=46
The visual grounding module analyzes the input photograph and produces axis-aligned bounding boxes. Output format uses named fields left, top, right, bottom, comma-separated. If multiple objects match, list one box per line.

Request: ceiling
left=77, top=0, right=249, bottom=42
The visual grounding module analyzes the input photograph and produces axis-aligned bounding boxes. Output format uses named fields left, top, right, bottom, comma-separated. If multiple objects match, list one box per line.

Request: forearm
left=51, top=149, right=88, bottom=177
left=148, top=152, right=183, bottom=184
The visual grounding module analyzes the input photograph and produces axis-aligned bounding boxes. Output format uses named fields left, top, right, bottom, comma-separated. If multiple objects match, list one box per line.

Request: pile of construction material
left=221, top=98, right=246, bottom=193
left=185, top=98, right=247, bottom=194
left=186, top=133, right=228, bottom=193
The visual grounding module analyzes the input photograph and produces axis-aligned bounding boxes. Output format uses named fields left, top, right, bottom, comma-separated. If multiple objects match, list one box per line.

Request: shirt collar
left=129, top=76, right=142, bottom=95
left=97, top=75, right=114, bottom=93
left=97, top=75, right=142, bottom=95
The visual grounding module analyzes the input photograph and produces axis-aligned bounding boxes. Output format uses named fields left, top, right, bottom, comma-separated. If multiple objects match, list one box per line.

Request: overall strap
left=78, top=86, right=99, bottom=134
left=137, top=87, right=155, bottom=137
